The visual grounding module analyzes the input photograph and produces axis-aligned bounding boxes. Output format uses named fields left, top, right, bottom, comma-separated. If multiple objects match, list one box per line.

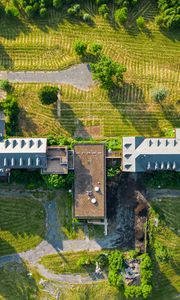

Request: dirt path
left=0, top=64, right=94, bottom=90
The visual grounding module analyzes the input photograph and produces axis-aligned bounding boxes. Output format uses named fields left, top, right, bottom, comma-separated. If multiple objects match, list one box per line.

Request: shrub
left=96, top=253, right=109, bottom=268
left=76, top=256, right=91, bottom=267
left=0, top=80, right=11, bottom=92
left=2, top=95, right=19, bottom=135
left=115, top=7, right=128, bottom=24
left=38, top=86, right=58, bottom=105
left=141, top=284, right=152, bottom=299
left=90, top=55, right=126, bottom=89
left=5, top=6, right=19, bottom=17
left=154, top=241, right=171, bottom=262
left=151, top=87, right=168, bottom=102
left=124, top=285, right=142, bottom=298
left=88, top=43, right=102, bottom=56
left=83, top=13, right=91, bottom=22
left=67, top=4, right=81, bottom=17
left=43, top=174, right=66, bottom=188
left=98, top=4, right=109, bottom=18
left=25, top=5, right=35, bottom=18
left=74, top=41, right=87, bottom=57
left=136, top=16, right=145, bottom=28
left=53, top=0, right=62, bottom=9
left=39, top=7, right=48, bottom=18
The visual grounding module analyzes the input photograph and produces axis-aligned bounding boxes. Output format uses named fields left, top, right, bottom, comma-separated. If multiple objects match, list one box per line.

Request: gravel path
left=0, top=64, right=94, bottom=90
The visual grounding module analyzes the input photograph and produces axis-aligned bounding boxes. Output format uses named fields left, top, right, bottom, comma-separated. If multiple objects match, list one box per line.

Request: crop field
left=0, top=0, right=180, bottom=138
left=0, top=193, right=45, bottom=256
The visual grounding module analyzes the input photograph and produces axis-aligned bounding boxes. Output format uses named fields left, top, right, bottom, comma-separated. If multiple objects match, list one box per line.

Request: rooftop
left=74, top=144, right=106, bottom=219
left=42, top=146, right=68, bottom=174
left=123, top=129, right=180, bottom=172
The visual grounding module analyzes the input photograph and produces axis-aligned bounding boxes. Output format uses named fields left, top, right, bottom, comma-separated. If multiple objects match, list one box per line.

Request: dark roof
left=74, top=144, right=106, bottom=219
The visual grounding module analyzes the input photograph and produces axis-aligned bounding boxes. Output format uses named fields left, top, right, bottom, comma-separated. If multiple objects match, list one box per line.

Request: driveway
left=0, top=64, right=94, bottom=90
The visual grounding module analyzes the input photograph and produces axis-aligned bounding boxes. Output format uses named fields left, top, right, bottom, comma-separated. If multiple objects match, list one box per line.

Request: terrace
left=42, top=146, right=68, bottom=175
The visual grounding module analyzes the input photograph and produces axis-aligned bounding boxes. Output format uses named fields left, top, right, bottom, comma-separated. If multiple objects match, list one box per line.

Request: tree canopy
left=90, top=55, right=126, bottom=89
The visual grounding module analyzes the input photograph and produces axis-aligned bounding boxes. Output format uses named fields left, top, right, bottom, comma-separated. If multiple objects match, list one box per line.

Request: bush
left=43, top=174, right=66, bottom=188
left=40, top=7, right=48, bottom=18
left=156, top=0, right=180, bottom=30
left=67, top=4, right=81, bottom=17
left=53, top=0, right=62, bottom=9
left=98, top=4, right=109, bottom=18
left=38, top=86, right=58, bottom=105
left=152, top=87, right=168, bottom=102
left=154, top=241, right=171, bottom=262
left=88, top=43, right=102, bottom=56
left=83, top=13, right=91, bottom=22
left=115, top=7, right=128, bottom=24
left=124, top=285, right=142, bottom=298
left=90, top=55, right=126, bottom=89
left=5, top=6, right=19, bottom=17
left=136, top=16, right=145, bottom=28
left=0, top=80, right=12, bottom=92
left=74, top=41, right=87, bottom=57
left=96, top=253, right=109, bottom=268
left=76, top=256, right=91, bottom=267
left=25, top=5, right=35, bottom=18
left=2, top=95, right=19, bottom=135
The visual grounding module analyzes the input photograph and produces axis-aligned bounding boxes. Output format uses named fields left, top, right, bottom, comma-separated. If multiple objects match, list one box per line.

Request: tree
left=2, top=95, right=19, bottom=135
left=115, top=7, right=128, bottom=24
left=67, top=4, right=81, bottom=17
left=74, top=41, right=87, bottom=57
left=98, top=4, right=109, bottom=18
left=0, top=80, right=12, bottom=92
left=53, top=0, right=62, bottom=9
left=5, top=6, right=19, bottom=17
left=38, top=86, right=58, bottom=104
left=40, top=7, right=48, bottom=17
left=136, top=16, right=145, bottom=29
left=25, top=5, right=35, bottom=18
left=88, top=43, right=102, bottom=56
left=43, top=174, right=66, bottom=188
left=90, top=55, right=126, bottom=89
left=151, top=87, right=168, bottom=102
left=83, top=13, right=91, bottom=22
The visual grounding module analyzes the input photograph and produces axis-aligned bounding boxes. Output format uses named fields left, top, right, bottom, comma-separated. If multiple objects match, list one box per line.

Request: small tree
left=40, top=7, right=48, bottom=18
left=152, top=88, right=168, bottom=103
left=25, top=5, right=35, bottom=18
left=0, top=80, right=11, bottom=92
left=67, top=4, right=80, bottom=17
left=74, top=41, right=87, bottom=57
left=136, top=16, right=145, bottom=29
left=5, top=6, right=19, bottom=17
left=83, top=13, right=91, bottom=22
left=115, top=7, right=128, bottom=24
left=38, top=86, right=58, bottom=105
left=53, top=0, right=62, bottom=9
left=98, top=4, right=109, bottom=18
left=88, top=43, right=102, bottom=56
left=90, top=55, right=126, bottom=89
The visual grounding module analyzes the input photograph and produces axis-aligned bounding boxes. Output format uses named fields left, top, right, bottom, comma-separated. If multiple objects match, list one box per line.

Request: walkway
left=0, top=64, right=94, bottom=90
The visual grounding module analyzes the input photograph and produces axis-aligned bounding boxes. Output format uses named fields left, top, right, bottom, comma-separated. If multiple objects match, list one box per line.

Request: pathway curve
left=0, top=64, right=94, bottom=90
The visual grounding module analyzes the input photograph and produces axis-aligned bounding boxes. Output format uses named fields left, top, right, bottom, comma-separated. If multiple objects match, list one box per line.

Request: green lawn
left=0, top=0, right=179, bottom=139
left=39, top=251, right=105, bottom=275
left=150, top=197, right=180, bottom=300
left=0, top=194, right=45, bottom=256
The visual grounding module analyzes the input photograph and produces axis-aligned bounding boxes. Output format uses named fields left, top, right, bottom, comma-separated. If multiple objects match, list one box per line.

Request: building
left=74, top=144, right=106, bottom=222
left=122, top=128, right=180, bottom=172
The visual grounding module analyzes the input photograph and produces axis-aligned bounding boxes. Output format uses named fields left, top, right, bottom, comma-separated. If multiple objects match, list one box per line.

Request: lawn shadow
left=54, top=101, right=92, bottom=139
left=0, top=44, right=13, bottom=70
left=0, top=239, right=38, bottom=300
left=17, top=107, right=38, bottom=136
left=0, top=16, right=30, bottom=40
left=160, top=103, right=180, bottom=129
left=107, top=82, right=162, bottom=136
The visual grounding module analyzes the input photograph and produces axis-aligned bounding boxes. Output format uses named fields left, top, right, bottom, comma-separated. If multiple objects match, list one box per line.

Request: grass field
left=0, top=194, right=45, bottom=256
left=0, top=0, right=179, bottom=139
left=150, top=197, right=180, bottom=300
left=39, top=251, right=105, bottom=274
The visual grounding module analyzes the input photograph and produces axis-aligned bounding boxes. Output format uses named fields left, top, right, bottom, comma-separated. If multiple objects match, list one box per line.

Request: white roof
left=0, top=138, right=47, bottom=154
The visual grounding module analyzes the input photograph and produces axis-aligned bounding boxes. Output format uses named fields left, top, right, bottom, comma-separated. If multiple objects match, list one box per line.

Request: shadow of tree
left=17, top=107, right=38, bottom=136
left=0, top=16, right=30, bottom=40
left=55, top=101, right=92, bottom=139
left=160, top=103, right=180, bottom=129
left=107, top=83, right=162, bottom=136
left=0, top=44, right=13, bottom=70
left=0, top=239, right=38, bottom=300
